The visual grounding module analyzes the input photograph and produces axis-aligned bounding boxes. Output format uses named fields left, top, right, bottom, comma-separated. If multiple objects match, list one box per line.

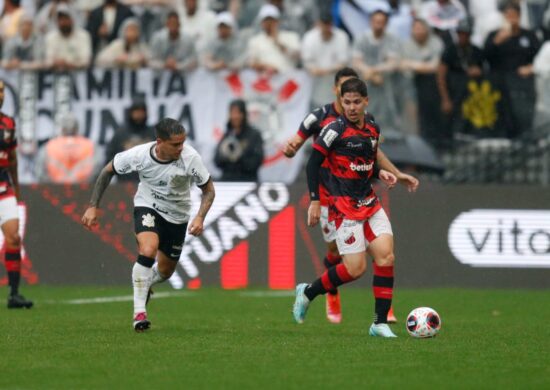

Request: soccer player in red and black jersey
left=292, top=78, right=399, bottom=337
left=0, top=80, right=33, bottom=309
left=284, top=68, right=418, bottom=324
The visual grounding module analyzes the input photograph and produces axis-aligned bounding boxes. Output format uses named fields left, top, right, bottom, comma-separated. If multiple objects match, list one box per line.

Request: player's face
left=159, top=133, right=186, bottom=160
left=334, top=76, right=355, bottom=102
left=0, top=81, right=4, bottom=108
left=341, top=92, right=368, bottom=124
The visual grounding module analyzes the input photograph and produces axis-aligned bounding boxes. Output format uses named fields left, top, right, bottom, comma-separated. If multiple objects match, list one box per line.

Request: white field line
left=43, top=291, right=194, bottom=305
left=238, top=291, right=294, bottom=297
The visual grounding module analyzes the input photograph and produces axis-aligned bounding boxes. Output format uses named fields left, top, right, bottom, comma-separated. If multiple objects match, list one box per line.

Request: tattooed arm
left=81, top=161, right=115, bottom=229
left=188, top=178, right=215, bottom=237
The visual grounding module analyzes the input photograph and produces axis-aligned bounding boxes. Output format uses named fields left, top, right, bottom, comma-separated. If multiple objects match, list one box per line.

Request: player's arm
left=376, top=148, right=419, bottom=193
left=306, top=148, right=325, bottom=227
left=7, top=148, right=20, bottom=200
left=283, top=134, right=306, bottom=158
left=188, top=178, right=215, bottom=237
left=284, top=107, right=324, bottom=158
left=81, top=161, right=115, bottom=229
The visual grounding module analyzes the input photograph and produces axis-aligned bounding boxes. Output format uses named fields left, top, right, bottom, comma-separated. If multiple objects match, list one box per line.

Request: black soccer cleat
left=7, top=294, right=34, bottom=309
left=133, top=312, right=151, bottom=332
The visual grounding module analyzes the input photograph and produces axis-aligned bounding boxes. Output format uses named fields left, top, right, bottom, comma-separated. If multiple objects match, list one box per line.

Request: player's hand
left=396, top=172, right=419, bottom=193
left=188, top=216, right=205, bottom=237
left=282, top=140, right=297, bottom=158
left=307, top=201, right=321, bottom=227
left=379, top=169, right=397, bottom=189
left=81, top=207, right=99, bottom=230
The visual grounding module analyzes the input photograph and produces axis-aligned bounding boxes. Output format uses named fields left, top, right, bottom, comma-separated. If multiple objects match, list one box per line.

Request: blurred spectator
left=214, top=99, right=264, bottom=182
left=86, top=0, right=134, bottom=58
left=44, top=4, right=92, bottom=71
left=176, top=0, right=217, bottom=54
left=437, top=18, right=484, bottom=145
left=533, top=40, right=550, bottom=127
left=301, top=13, right=350, bottom=108
left=268, top=0, right=318, bottom=36
left=120, top=0, right=172, bottom=42
left=1, top=14, right=45, bottom=70
left=469, top=0, right=503, bottom=48
left=105, top=94, right=153, bottom=179
left=484, top=2, right=541, bottom=136
left=203, top=11, right=244, bottom=72
left=149, top=10, right=197, bottom=72
left=36, top=0, right=85, bottom=35
left=387, top=0, right=414, bottom=41
left=0, top=0, right=24, bottom=42
left=247, top=4, right=300, bottom=74
left=352, top=10, right=401, bottom=131
left=35, top=113, right=100, bottom=183
left=95, top=17, right=149, bottom=68
left=401, top=18, right=444, bottom=146
left=419, top=0, right=466, bottom=32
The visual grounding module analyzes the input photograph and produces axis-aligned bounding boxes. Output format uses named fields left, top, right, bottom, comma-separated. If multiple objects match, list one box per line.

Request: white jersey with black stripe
left=113, top=142, right=210, bottom=224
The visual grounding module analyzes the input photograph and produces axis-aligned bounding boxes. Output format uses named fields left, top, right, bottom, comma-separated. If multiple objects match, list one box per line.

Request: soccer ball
left=406, top=307, right=441, bottom=338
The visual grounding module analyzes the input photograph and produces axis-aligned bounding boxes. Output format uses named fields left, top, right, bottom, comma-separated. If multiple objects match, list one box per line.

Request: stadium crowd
left=0, top=0, right=550, bottom=183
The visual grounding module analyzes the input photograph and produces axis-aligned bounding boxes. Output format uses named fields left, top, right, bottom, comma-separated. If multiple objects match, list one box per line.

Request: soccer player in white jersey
left=82, top=118, right=215, bottom=332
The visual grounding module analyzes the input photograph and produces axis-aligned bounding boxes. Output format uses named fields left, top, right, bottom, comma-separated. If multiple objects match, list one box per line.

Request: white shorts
left=320, top=205, right=337, bottom=243
left=0, top=196, right=18, bottom=226
left=335, top=209, right=393, bottom=255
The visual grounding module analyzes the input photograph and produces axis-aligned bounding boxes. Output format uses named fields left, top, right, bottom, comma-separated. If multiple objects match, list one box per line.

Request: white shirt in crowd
left=176, top=5, right=217, bottom=54
left=112, top=141, right=210, bottom=224
left=247, top=30, right=300, bottom=73
left=45, top=27, right=92, bottom=67
left=301, top=25, right=350, bottom=71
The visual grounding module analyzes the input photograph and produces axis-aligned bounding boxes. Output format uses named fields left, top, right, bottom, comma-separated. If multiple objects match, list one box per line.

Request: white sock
left=150, top=263, right=168, bottom=287
left=132, top=262, right=153, bottom=316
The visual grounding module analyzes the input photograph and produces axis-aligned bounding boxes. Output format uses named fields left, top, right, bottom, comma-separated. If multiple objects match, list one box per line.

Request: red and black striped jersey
left=0, top=112, right=17, bottom=197
left=313, top=113, right=381, bottom=222
left=296, top=102, right=340, bottom=206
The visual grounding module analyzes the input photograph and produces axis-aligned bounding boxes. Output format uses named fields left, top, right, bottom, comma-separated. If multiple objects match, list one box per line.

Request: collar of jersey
left=149, top=144, right=176, bottom=165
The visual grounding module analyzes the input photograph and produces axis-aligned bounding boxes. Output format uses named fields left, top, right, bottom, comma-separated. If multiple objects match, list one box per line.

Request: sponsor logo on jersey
left=346, top=142, right=362, bottom=148
left=321, top=128, right=338, bottom=147
left=357, top=196, right=376, bottom=207
left=142, top=213, right=155, bottom=227
left=370, top=139, right=377, bottom=149
left=350, top=162, right=373, bottom=172
left=303, top=113, right=318, bottom=130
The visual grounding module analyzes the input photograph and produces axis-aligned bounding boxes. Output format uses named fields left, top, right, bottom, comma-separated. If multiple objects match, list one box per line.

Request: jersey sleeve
left=6, top=117, right=17, bottom=150
left=189, top=154, right=210, bottom=186
left=112, top=147, right=140, bottom=175
left=297, top=106, right=325, bottom=139
left=312, top=120, right=342, bottom=156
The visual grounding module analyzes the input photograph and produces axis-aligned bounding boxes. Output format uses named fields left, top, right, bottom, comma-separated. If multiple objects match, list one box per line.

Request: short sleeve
left=189, top=154, right=210, bottom=186
left=297, top=106, right=325, bottom=139
left=112, top=148, right=139, bottom=175
left=313, top=121, right=342, bottom=156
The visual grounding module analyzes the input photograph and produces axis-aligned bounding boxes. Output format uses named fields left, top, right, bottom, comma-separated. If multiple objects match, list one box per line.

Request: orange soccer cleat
left=388, top=306, right=397, bottom=323
left=326, top=291, right=342, bottom=324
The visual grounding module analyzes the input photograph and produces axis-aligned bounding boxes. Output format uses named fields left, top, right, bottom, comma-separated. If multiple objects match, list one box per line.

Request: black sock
left=5, top=249, right=21, bottom=296
left=304, top=279, right=324, bottom=301
left=374, top=298, right=391, bottom=324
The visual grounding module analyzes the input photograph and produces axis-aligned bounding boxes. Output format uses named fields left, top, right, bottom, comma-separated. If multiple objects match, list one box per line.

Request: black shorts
left=134, top=207, right=188, bottom=261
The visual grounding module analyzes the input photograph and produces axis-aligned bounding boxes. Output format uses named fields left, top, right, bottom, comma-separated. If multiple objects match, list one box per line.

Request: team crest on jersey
left=344, top=232, right=356, bottom=245
left=170, top=175, right=187, bottom=186
left=142, top=213, right=155, bottom=227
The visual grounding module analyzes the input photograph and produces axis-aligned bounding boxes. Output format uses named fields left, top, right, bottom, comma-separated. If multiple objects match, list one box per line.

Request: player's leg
left=293, top=219, right=366, bottom=323
left=365, top=210, right=396, bottom=337
left=320, top=206, right=343, bottom=323
left=150, top=220, right=187, bottom=287
left=1, top=198, right=32, bottom=309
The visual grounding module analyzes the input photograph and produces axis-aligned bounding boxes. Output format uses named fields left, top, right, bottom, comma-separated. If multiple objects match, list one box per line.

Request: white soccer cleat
left=369, top=323, right=397, bottom=338
left=292, top=283, right=310, bottom=324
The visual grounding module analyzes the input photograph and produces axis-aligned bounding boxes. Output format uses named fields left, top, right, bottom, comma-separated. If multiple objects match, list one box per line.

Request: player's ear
left=364, top=96, right=369, bottom=107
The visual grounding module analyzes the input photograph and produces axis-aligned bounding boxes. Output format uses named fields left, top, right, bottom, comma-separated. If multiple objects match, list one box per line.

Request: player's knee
left=347, top=260, right=367, bottom=279
left=158, top=262, right=176, bottom=278
left=376, top=252, right=395, bottom=267
left=139, top=245, right=158, bottom=259
left=5, top=232, right=21, bottom=248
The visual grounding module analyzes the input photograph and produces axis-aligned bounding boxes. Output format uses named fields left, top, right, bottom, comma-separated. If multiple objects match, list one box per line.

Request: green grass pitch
left=1, top=286, right=549, bottom=389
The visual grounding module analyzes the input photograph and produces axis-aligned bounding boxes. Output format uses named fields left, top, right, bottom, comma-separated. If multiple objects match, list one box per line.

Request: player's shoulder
left=320, top=115, right=346, bottom=136
left=365, top=112, right=381, bottom=133
left=182, top=143, right=200, bottom=158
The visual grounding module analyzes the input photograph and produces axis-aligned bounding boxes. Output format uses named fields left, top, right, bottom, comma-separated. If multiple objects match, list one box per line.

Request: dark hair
left=501, top=1, right=520, bottom=14
left=370, top=9, right=389, bottom=20
left=334, top=67, right=358, bottom=85
left=155, top=118, right=186, bottom=140
left=227, top=99, right=249, bottom=129
left=166, top=10, right=179, bottom=21
left=340, top=78, right=368, bottom=97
